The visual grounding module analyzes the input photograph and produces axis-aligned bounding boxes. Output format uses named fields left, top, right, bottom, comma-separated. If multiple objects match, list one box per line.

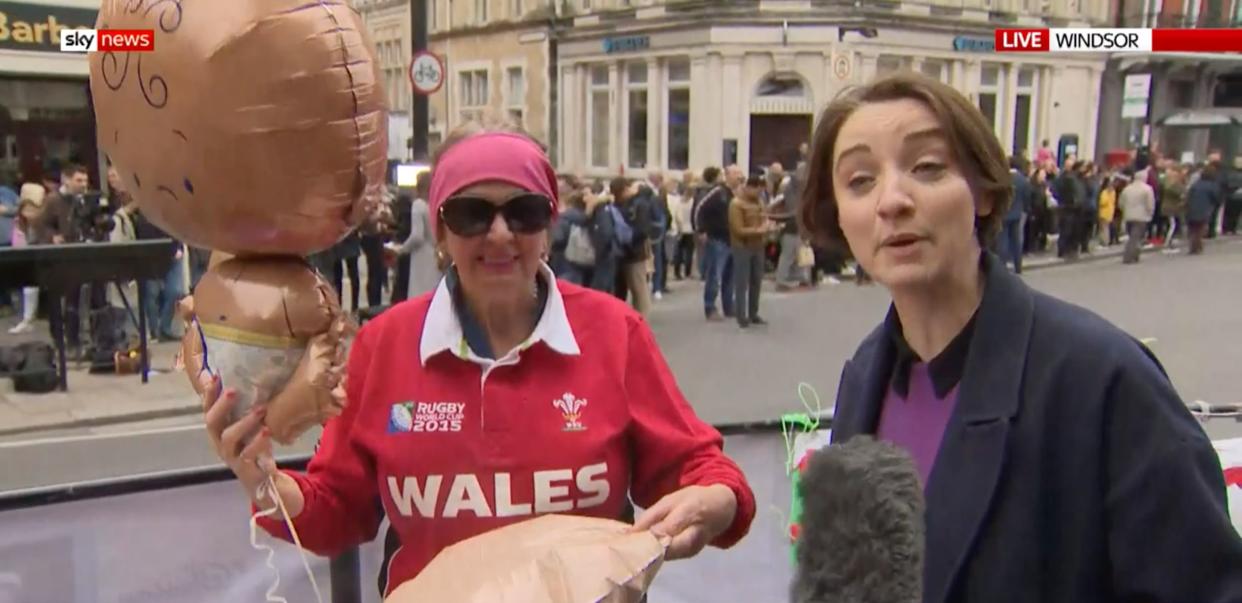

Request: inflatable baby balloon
left=88, top=0, right=387, bottom=256
left=90, top=0, right=387, bottom=445
left=180, top=257, right=352, bottom=445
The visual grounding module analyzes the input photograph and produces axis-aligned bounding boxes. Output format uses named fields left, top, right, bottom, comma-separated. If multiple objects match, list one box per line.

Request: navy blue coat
left=832, top=252, right=1242, bottom=603
left=1006, top=170, right=1030, bottom=221
left=1188, top=176, right=1223, bottom=223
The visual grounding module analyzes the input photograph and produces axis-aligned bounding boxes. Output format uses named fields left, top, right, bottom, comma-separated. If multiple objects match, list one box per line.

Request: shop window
left=981, top=63, right=1001, bottom=87
left=627, top=63, right=648, bottom=168
left=0, top=79, right=94, bottom=184
left=459, top=69, right=489, bottom=123
left=978, top=93, right=998, bottom=134
left=667, top=59, right=691, bottom=171
left=1018, top=66, right=1035, bottom=87
left=506, top=67, right=525, bottom=127
left=978, top=62, right=1004, bottom=136
left=1012, top=95, right=1031, bottom=155
left=876, top=55, right=909, bottom=77
left=1013, top=66, right=1037, bottom=156
left=589, top=66, right=611, bottom=168
left=921, top=60, right=946, bottom=83
left=668, top=60, right=690, bottom=83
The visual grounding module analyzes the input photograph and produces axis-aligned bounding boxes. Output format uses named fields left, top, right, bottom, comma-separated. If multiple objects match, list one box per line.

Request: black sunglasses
left=439, top=193, right=554, bottom=237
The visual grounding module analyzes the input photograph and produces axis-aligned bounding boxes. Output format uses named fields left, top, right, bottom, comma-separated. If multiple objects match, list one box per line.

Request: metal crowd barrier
left=0, top=416, right=828, bottom=603
left=3, top=411, right=1237, bottom=603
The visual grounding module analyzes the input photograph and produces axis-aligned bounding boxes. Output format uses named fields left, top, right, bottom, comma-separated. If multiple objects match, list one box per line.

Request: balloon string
left=249, top=483, right=289, bottom=603
left=251, top=474, right=325, bottom=603
left=781, top=382, right=824, bottom=474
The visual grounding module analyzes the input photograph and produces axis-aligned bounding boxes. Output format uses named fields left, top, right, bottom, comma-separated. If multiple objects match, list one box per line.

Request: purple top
left=876, top=362, right=960, bottom=486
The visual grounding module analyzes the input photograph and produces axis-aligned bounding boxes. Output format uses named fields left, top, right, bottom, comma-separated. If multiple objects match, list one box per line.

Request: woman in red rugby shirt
left=200, top=123, right=756, bottom=597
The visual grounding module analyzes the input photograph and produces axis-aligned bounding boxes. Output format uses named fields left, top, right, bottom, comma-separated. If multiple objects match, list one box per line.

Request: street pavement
left=646, top=237, right=1242, bottom=442
left=1, top=237, right=1239, bottom=491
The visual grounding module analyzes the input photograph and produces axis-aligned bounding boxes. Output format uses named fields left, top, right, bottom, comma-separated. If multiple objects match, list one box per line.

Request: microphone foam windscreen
left=791, top=435, right=925, bottom=603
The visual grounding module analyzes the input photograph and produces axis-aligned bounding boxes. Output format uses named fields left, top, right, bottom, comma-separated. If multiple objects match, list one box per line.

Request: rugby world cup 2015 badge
left=389, top=402, right=416, bottom=433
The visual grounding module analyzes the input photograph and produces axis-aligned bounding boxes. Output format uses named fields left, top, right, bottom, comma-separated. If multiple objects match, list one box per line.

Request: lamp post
left=410, top=0, right=430, bottom=162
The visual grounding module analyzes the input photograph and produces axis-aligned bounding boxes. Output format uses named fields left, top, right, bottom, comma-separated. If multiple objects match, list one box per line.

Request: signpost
left=409, top=50, right=444, bottom=95
left=409, top=0, right=432, bottom=162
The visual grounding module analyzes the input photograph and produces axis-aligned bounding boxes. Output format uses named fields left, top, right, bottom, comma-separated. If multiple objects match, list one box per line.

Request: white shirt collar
left=418, top=262, right=581, bottom=366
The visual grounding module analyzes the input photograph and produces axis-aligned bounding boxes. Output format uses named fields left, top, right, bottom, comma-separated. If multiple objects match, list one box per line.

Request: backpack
left=88, top=306, right=130, bottom=374
left=564, top=223, right=597, bottom=266
left=5, top=342, right=59, bottom=393
left=606, top=204, right=634, bottom=248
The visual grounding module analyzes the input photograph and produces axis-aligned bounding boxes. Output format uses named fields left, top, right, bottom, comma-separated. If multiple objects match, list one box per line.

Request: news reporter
left=800, top=73, right=1242, bottom=603
left=203, top=123, right=755, bottom=597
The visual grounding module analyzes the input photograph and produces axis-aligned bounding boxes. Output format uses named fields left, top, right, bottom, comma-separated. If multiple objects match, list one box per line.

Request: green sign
left=0, top=1, right=97, bottom=53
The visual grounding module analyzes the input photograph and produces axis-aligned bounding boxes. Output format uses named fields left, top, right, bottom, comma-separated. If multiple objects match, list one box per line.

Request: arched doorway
left=749, top=72, right=814, bottom=174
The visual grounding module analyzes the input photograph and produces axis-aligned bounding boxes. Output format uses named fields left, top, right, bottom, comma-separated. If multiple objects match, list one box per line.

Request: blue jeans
left=652, top=236, right=668, bottom=293
left=702, top=239, right=734, bottom=317
left=144, top=250, right=187, bottom=338
left=1001, top=217, right=1024, bottom=273
left=589, top=256, right=618, bottom=294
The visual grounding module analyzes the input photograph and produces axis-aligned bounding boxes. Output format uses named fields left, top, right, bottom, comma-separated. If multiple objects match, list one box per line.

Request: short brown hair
left=609, top=177, right=632, bottom=201
left=800, top=73, right=1011, bottom=250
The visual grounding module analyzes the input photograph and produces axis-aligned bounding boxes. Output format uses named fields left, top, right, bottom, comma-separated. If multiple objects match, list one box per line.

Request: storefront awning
left=1115, top=51, right=1242, bottom=70
left=1156, top=107, right=1242, bottom=127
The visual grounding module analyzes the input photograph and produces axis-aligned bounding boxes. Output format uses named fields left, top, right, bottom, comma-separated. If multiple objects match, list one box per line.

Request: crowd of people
left=542, top=153, right=855, bottom=328
left=997, top=145, right=1242, bottom=273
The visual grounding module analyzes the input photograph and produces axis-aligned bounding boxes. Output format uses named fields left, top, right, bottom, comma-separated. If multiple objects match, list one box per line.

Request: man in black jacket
left=611, top=177, right=654, bottom=315
left=130, top=207, right=186, bottom=341
left=695, top=166, right=741, bottom=320
left=1053, top=159, right=1081, bottom=259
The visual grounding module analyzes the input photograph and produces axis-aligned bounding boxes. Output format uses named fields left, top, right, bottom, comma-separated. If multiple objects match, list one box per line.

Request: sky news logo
left=60, top=29, right=154, bottom=52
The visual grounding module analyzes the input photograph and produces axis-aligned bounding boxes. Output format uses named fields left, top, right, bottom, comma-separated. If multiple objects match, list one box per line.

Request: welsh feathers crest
left=553, top=393, right=587, bottom=431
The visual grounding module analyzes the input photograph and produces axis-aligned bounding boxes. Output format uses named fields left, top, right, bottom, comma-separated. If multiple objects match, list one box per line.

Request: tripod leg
left=114, top=281, right=140, bottom=331
left=51, top=286, right=68, bottom=391
left=137, top=282, right=149, bottom=384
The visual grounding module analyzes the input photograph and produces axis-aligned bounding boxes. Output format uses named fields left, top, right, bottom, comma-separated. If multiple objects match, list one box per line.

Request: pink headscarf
left=427, top=132, right=559, bottom=236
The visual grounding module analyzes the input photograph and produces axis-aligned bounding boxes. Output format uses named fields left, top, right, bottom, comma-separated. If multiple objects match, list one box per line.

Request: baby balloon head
left=89, top=0, right=388, bottom=256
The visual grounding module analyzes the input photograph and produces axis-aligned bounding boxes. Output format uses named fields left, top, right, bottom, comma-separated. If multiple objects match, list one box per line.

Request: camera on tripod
left=69, top=191, right=117, bottom=243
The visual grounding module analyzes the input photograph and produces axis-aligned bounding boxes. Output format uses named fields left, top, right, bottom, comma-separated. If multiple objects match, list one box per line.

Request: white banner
left=1, top=432, right=1236, bottom=602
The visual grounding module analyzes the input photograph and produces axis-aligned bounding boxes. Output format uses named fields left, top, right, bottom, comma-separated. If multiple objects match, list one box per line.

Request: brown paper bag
left=385, top=515, right=668, bottom=603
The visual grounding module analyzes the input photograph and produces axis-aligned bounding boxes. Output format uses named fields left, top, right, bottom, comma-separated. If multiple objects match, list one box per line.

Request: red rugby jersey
left=256, top=273, right=756, bottom=596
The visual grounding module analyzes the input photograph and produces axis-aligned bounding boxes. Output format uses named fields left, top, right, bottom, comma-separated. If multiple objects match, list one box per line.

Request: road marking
left=0, top=424, right=205, bottom=449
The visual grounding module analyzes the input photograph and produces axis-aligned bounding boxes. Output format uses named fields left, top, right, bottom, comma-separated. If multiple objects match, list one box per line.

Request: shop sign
left=952, top=36, right=994, bottom=53
left=603, top=35, right=650, bottom=54
left=0, top=1, right=96, bottom=53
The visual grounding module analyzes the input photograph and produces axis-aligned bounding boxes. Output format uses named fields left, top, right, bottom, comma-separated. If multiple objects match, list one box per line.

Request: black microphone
left=791, top=435, right=926, bottom=603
